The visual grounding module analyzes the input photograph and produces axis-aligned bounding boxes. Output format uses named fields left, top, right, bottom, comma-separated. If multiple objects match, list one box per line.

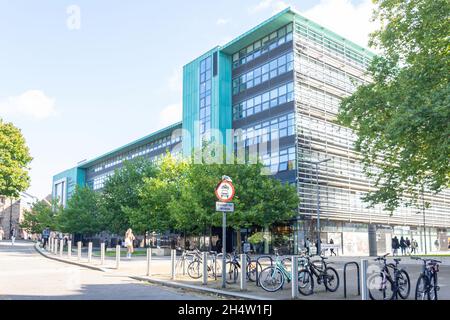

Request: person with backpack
left=405, top=237, right=411, bottom=255
left=400, top=236, right=407, bottom=256
left=392, top=236, right=399, bottom=256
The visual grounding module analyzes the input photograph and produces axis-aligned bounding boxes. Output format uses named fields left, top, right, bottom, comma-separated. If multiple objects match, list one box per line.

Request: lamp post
left=300, top=158, right=331, bottom=256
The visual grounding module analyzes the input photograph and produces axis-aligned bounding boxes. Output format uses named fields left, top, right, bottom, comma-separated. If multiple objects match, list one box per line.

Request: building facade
left=53, top=8, right=450, bottom=255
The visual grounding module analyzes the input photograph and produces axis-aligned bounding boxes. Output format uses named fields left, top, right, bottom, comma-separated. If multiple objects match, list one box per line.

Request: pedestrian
left=42, top=227, right=50, bottom=248
left=10, top=228, right=16, bottom=246
left=434, top=239, right=439, bottom=251
left=405, top=237, right=411, bottom=255
left=0, top=227, right=4, bottom=241
left=305, top=238, right=311, bottom=256
left=392, top=236, right=399, bottom=256
left=216, top=239, right=222, bottom=253
left=329, top=238, right=336, bottom=256
left=411, top=239, right=417, bottom=254
left=124, top=228, right=135, bottom=260
left=400, top=236, right=406, bottom=256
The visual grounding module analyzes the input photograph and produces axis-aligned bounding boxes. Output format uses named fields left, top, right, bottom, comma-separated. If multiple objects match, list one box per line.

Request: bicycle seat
left=394, top=258, right=401, bottom=263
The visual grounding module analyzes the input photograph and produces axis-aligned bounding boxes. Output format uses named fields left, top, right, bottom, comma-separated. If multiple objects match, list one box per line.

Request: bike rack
left=255, top=255, right=274, bottom=287
left=343, top=261, right=360, bottom=298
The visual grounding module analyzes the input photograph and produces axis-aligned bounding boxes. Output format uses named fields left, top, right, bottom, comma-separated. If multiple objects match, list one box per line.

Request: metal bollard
left=77, top=241, right=82, bottom=261
left=146, top=248, right=152, bottom=276
left=171, top=249, right=176, bottom=280
left=240, top=254, right=247, bottom=291
left=54, top=239, right=58, bottom=255
left=68, top=240, right=72, bottom=258
left=115, top=245, right=120, bottom=269
left=291, top=256, right=299, bottom=299
left=361, top=259, right=369, bottom=300
left=59, top=239, right=63, bottom=257
left=202, top=252, right=208, bottom=285
left=100, top=242, right=105, bottom=265
left=88, top=242, right=93, bottom=263
left=49, top=238, right=53, bottom=252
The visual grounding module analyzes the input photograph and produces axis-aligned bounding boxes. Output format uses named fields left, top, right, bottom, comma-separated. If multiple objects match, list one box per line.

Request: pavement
left=3, top=240, right=450, bottom=300
left=0, top=241, right=213, bottom=300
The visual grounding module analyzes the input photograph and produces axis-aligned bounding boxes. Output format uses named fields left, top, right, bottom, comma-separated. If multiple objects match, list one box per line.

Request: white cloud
left=301, top=0, right=378, bottom=50
left=158, top=103, right=182, bottom=128
left=216, top=18, right=230, bottom=26
left=0, top=90, right=57, bottom=120
left=249, top=0, right=289, bottom=15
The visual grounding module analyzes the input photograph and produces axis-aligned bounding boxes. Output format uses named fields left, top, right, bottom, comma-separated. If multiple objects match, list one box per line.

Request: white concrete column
left=77, top=241, right=82, bottom=261
left=100, top=242, right=105, bottom=265
left=115, top=245, right=120, bottom=269
left=146, top=248, right=152, bottom=276
left=240, top=254, right=247, bottom=291
left=88, top=242, right=93, bottom=263
left=291, top=256, right=299, bottom=299
left=67, top=240, right=72, bottom=258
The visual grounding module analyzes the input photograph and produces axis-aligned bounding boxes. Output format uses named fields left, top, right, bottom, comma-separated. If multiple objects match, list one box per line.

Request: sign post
left=215, top=176, right=235, bottom=289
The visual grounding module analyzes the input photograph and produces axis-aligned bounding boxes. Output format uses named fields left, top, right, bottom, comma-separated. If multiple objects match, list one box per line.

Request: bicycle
left=224, top=251, right=252, bottom=284
left=368, top=253, right=410, bottom=300
left=259, top=250, right=313, bottom=293
left=298, top=254, right=339, bottom=295
left=412, top=256, right=442, bottom=300
left=187, top=251, right=224, bottom=279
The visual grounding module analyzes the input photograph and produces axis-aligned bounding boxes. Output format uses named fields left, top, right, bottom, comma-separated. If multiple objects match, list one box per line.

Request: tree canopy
left=0, top=119, right=32, bottom=198
left=338, top=0, right=450, bottom=211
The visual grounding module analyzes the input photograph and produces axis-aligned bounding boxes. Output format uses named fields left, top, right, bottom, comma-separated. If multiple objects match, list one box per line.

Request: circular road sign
left=215, top=180, right=235, bottom=202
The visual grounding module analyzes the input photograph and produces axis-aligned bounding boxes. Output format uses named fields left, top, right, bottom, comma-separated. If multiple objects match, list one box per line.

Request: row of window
left=262, top=146, right=296, bottom=173
left=232, top=24, right=294, bottom=69
left=295, top=23, right=371, bottom=69
left=91, top=135, right=182, bottom=173
left=297, top=84, right=341, bottom=114
left=233, top=81, right=294, bottom=120
left=199, top=56, right=212, bottom=136
left=232, top=51, right=294, bottom=95
left=234, top=113, right=295, bottom=146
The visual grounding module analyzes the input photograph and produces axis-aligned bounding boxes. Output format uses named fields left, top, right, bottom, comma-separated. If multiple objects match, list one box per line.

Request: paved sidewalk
left=35, top=242, right=450, bottom=300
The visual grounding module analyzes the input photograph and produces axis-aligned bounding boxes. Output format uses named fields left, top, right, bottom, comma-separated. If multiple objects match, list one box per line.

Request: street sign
left=215, top=179, right=235, bottom=202
left=216, top=202, right=234, bottom=212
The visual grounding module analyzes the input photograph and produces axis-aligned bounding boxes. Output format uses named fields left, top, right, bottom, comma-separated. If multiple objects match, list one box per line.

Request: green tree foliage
left=101, top=158, right=157, bottom=234
left=58, top=186, right=104, bottom=236
left=338, top=0, right=450, bottom=211
left=20, top=199, right=61, bottom=234
left=0, top=119, right=32, bottom=197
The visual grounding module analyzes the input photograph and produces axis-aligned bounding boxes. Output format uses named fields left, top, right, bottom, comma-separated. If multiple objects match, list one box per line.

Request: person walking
left=392, top=236, right=399, bottom=256
left=10, top=228, right=16, bottom=246
left=405, top=237, right=411, bottom=255
left=305, top=238, right=311, bottom=256
left=400, top=236, right=407, bottom=256
left=411, top=239, right=417, bottom=254
left=329, top=238, right=337, bottom=256
left=124, top=228, right=135, bottom=260
left=42, top=227, right=50, bottom=248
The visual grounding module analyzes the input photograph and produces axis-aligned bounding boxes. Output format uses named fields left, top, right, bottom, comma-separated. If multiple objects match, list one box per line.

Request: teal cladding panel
left=217, top=51, right=233, bottom=153
left=52, top=167, right=86, bottom=202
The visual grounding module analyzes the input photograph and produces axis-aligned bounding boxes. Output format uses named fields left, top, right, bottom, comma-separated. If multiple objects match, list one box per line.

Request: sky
left=0, top=0, right=378, bottom=199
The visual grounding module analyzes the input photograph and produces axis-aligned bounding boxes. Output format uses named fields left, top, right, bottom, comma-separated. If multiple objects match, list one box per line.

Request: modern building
left=53, top=8, right=450, bottom=255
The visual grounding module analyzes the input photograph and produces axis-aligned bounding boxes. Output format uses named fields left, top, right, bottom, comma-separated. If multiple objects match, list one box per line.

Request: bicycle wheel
left=323, top=267, right=340, bottom=292
left=187, top=260, right=202, bottom=279
left=368, top=273, right=394, bottom=300
left=429, top=273, right=438, bottom=301
left=298, top=269, right=314, bottom=296
left=397, top=269, right=411, bottom=299
left=246, top=260, right=262, bottom=282
left=225, top=261, right=239, bottom=284
left=259, top=266, right=284, bottom=292
left=415, top=274, right=430, bottom=300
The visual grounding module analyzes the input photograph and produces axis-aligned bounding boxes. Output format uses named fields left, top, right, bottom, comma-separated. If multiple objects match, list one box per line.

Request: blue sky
left=0, top=0, right=376, bottom=199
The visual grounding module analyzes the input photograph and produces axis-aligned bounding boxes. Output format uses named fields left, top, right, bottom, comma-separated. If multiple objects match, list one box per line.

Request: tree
left=0, top=119, right=32, bottom=198
left=338, top=0, right=450, bottom=211
left=20, top=199, right=61, bottom=234
left=0, top=119, right=33, bottom=235
left=58, top=186, right=104, bottom=236
left=101, top=158, right=157, bottom=235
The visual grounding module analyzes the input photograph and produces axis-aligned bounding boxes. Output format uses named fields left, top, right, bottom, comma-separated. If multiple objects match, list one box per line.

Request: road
left=0, top=241, right=211, bottom=300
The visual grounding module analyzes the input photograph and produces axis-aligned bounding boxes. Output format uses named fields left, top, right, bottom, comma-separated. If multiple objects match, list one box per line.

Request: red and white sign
left=215, top=180, right=235, bottom=202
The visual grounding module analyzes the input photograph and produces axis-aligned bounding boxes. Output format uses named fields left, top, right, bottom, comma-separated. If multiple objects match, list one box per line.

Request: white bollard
left=240, top=254, right=247, bottom=291
left=115, top=245, right=120, bottom=269
left=49, top=238, right=53, bottom=252
left=146, top=248, right=152, bottom=276
left=59, top=240, right=63, bottom=257
left=291, top=256, right=299, bottom=299
left=361, top=259, right=369, bottom=300
left=68, top=240, right=72, bottom=258
left=54, top=239, right=58, bottom=255
left=171, top=249, right=176, bottom=280
left=100, top=243, right=105, bottom=265
left=202, top=252, right=208, bottom=285
left=88, top=242, right=93, bottom=263
left=77, top=241, right=82, bottom=261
